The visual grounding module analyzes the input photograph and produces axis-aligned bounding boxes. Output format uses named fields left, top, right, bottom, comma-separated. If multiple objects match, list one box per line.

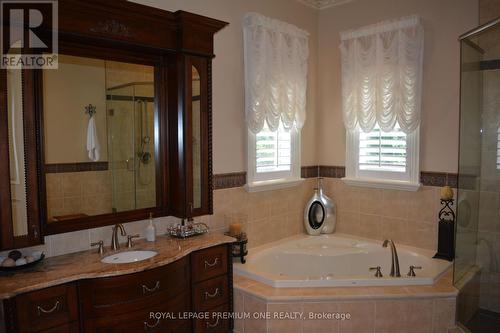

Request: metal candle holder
left=433, top=199, right=455, bottom=261
left=225, top=232, right=248, bottom=264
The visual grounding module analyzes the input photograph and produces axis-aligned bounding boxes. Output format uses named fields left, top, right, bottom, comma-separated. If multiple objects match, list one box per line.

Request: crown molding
left=296, top=0, right=353, bottom=10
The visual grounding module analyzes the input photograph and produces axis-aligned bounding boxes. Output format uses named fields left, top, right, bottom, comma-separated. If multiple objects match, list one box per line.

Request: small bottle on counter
left=146, top=213, right=156, bottom=242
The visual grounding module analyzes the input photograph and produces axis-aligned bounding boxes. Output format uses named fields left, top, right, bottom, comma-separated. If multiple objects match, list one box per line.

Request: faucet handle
left=369, top=266, right=383, bottom=278
left=407, top=265, right=422, bottom=277
left=127, top=234, right=140, bottom=248
left=91, top=240, right=105, bottom=255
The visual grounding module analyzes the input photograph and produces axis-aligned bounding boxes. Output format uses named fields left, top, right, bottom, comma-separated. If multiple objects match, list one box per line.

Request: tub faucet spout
left=382, top=239, right=401, bottom=277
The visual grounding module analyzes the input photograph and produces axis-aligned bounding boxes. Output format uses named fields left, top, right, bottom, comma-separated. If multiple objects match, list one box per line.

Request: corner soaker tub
left=234, top=234, right=451, bottom=288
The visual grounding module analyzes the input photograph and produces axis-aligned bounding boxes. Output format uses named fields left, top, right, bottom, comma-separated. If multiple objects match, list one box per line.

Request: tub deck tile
left=234, top=268, right=458, bottom=302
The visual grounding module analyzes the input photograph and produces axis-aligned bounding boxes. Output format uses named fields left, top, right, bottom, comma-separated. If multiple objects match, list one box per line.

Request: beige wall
left=44, top=55, right=108, bottom=163
left=133, top=0, right=319, bottom=173
left=133, top=0, right=479, bottom=174
left=317, top=0, right=478, bottom=173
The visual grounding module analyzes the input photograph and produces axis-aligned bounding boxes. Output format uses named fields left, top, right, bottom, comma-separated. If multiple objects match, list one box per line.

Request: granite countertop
left=0, top=233, right=235, bottom=299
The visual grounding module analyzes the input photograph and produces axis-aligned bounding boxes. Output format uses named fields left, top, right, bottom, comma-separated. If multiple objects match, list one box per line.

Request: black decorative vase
left=433, top=199, right=455, bottom=261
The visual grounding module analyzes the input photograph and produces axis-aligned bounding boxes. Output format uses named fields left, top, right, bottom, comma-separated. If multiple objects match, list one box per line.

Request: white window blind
left=359, top=124, right=407, bottom=173
left=256, top=122, right=291, bottom=173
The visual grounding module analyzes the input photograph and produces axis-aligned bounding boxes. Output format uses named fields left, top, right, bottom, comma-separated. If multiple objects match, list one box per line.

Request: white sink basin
left=101, top=250, right=158, bottom=264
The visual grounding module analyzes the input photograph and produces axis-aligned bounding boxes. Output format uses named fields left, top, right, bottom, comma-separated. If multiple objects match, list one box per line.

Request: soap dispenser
left=146, top=213, right=156, bottom=242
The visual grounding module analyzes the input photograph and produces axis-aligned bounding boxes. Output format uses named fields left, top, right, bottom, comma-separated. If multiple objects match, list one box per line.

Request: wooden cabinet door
left=14, top=283, right=78, bottom=333
left=185, top=55, right=212, bottom=217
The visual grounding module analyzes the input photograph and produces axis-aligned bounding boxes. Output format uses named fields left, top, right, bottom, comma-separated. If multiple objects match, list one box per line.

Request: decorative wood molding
left=214, top=166, right=459, bottom=189
left=90, top=20, right=135, bottom=37
left=45, top=162, right=109, bottom=174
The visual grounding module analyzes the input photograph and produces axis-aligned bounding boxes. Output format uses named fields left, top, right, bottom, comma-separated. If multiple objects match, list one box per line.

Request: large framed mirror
left=0, top=0, right=226, bottom=247
left=38, top=47, right=168, bottom=235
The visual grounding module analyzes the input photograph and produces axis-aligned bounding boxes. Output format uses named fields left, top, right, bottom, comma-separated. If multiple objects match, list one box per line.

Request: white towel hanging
left=86, top=116, right=100, bottom=162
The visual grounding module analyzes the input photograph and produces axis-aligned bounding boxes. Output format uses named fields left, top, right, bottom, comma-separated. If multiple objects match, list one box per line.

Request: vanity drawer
left=83, top=291, right=190, bottom=333
left=14, top=283, right=78, bottom=333
left=194, top=303, right=230, bottom=333
left=191, top=245, right=228, bottom=283
left=79, top=257, right=189, bottom=318
left=193, top=275, right=228, bottom=312
left=38, top=322, right=79, bottom=333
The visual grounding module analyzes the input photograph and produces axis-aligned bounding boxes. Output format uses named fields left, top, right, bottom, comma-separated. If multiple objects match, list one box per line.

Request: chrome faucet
left=382, top=239, right=401, bottom=277
left=111, top=224, right=127, bottom=251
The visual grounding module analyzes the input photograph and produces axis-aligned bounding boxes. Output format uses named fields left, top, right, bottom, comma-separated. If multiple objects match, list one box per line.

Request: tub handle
left=407, top=265, right=422, bottom=277
left=369, top=266, right=383, bottom=278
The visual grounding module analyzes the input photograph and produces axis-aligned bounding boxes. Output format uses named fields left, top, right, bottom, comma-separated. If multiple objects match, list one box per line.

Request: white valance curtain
left=243, top=12, right=309, bottom=134
left=340, top=15, right=424, bottom=134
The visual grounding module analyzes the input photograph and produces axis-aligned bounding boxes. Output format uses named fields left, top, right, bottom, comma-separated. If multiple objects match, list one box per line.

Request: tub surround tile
left=244, top=294, right=268, bottom=333
left=432, top=298, right=457, bottom=333
left=235, top=272, right=457, bottom=333
left=323, top=178, right=445, bottom=250
left=234, top=289, right=245, bottom=333
left=375, top=299, right=434, bottom=333
left=267, top=303, right=303, bottom=333
left=302, top=302, right=340, bottom=333
left=339, top=301, right=375, bottom=333
left=0, top=233, right=234, bottom=299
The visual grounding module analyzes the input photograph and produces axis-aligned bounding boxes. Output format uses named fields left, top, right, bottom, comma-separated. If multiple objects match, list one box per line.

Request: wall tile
left=302, top=302, right=340, bottom=333
left=267, top=303, right=303, bottom=333
left=323, top=179, right=441, bottom=250
left=432, top=298, right=457, bottom=333
left=243, top=295, right=267, bottom=333
left=48, top=229, right=90, bottom=256
left=338, top=301, right=375, bottom=333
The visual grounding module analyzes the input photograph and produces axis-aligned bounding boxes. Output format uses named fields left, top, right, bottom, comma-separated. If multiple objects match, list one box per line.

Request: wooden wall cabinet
left=0, top=0, right=227, bottom=249
left=1, top=244, right=233, bottom=333
left=169, top=55, right=213, bottom=218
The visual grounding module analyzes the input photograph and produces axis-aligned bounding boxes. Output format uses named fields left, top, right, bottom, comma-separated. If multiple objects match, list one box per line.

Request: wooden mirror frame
left=0, top=0, right=227, bottom=247
left=0, top=69, right=42, bottom=249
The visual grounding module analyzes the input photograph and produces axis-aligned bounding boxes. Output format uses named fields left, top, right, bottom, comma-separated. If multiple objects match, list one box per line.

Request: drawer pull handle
left=204, top=288, right=220, bottom=300
left=37, top=300, right=60, bottom=316
left=142, top=281, right=160, bottom=294
left=204, top=258, right=219, bottom=269
left=206, top=317, right=220, bottom=329
left=144, top=318, right=160, bottom=331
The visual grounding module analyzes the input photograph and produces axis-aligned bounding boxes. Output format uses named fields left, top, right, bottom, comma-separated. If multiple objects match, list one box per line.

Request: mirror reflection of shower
left=106, top=81, right=155, bottom=212
left=136, top=98, right=153, bottom=186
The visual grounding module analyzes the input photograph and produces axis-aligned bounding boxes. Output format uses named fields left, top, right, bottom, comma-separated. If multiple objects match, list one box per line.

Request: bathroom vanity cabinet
left=1, top=244, right=233, bottom=333
left=0, top=0, right=227, bottom=250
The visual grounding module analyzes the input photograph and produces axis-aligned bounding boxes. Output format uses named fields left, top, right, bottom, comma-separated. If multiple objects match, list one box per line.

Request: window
left=339, top=16, right=423, bottom=191
left=344, top=123, right=420, bottom=191
left=256, top=122, right=291, bottom=174
left=247, top=122, right=302, bottom=191
left=359, top=124, right=406, bottom=173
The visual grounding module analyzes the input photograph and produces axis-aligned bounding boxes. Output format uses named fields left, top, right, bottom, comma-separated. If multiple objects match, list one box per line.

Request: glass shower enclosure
left=456, top=17, right=500, bottom=332
left=106, top=82, right=156, bottom=213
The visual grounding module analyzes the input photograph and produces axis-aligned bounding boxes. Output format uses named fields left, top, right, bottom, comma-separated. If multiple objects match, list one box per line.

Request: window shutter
left=359, top=125, right=407, bottom=172
left=256, top=122, right=291, bottom=173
